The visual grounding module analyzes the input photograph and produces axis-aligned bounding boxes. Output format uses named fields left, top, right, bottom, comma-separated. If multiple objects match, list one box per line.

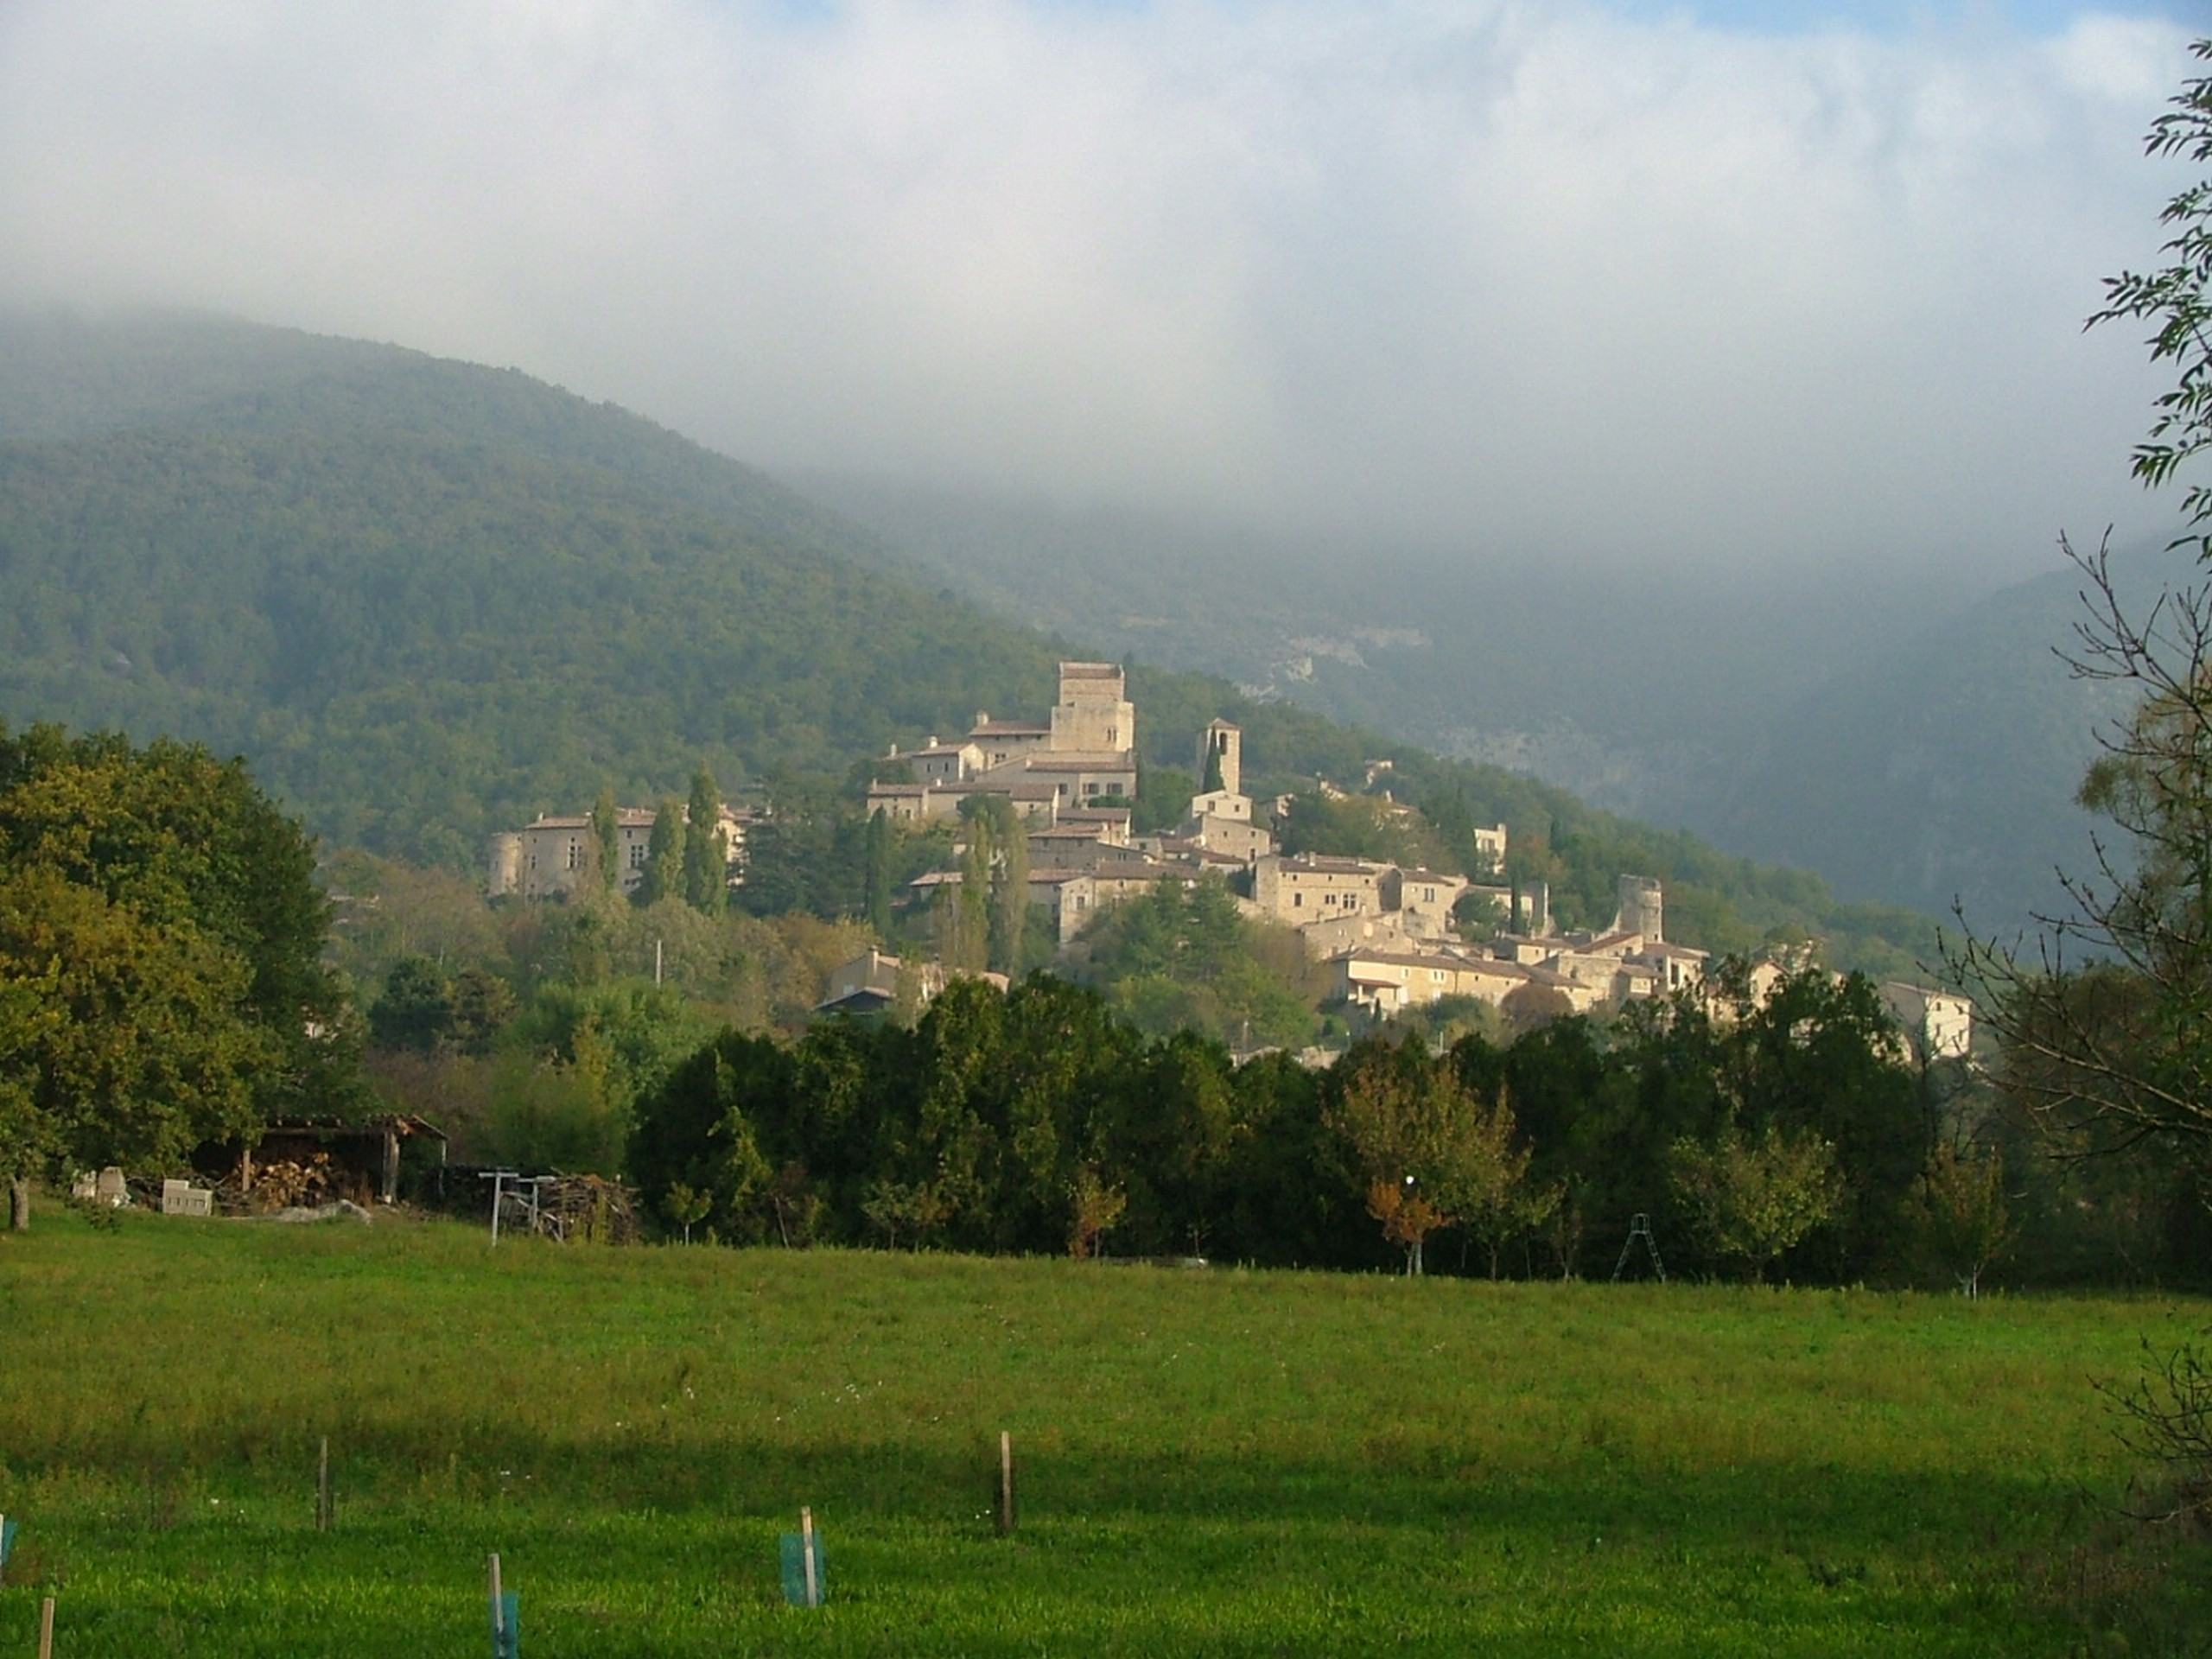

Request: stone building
left=1252, top=854, right=1393, bottom=925
left=1180, top=721, right=1275, bottom=862
left=867, top=662, right=1139, bottom=825
left=1327, top=872, right=1707, bottom=1020
left=1878, top=982, right=1974, bottom=1061
left=486, top=804, right=749, bottom=900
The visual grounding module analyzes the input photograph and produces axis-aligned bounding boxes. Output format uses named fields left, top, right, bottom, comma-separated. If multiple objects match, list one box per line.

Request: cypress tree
left=590, top=788, right=621, bottom=891
left=639, top=795, right=687, bottom=906
left=683, top=767, right=728, bottom=914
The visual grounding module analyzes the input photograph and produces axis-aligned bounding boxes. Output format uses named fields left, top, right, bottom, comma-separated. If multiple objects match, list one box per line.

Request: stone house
left=1381, top=867, right=1471, bottom=939
left=816, top=949, right=1008, bottom=1015
left=1878, top=982, right=1974, bottom=1060
left=486, top=805, right=749, bottom=900
left=1253, top=854, right=1392, bottom=925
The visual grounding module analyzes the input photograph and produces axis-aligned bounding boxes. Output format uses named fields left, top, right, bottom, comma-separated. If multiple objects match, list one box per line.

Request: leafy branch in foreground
left=2091, top=37, right=2212, bottom=554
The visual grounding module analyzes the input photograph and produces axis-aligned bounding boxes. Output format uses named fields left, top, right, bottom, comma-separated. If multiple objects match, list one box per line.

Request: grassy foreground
left=0, top=1206, right=2206, bottom=1656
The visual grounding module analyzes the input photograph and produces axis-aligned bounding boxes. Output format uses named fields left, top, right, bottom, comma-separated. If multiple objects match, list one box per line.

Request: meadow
left=0, top=1205, right=2206, bottom=1656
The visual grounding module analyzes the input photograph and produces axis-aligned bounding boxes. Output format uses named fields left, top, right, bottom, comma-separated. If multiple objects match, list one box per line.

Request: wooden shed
left=219, top=1115, right=448, bottom=1205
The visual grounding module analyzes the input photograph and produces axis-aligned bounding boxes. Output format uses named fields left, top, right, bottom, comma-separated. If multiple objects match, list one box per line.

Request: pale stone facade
left=1050, top=661, right=1136, bottom=753
left=1382, top=867, right=1471, bottom=939
left=1253, top=854, right=1392, bottom=925
left=868, top=662, right=1139, bottom=825
left=487, top=805, right=748, bottom=900
left=1181, top=721, right=1277, bottom=862
left=817, top=949, right=1007, bottom=1014
left=1329, top=872, right=1707, bottom=1020
left=1878, top=982, right=1974, bottom=1061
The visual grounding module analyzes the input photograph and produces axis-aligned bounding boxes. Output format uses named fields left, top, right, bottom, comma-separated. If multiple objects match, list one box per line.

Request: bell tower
left=1197, top=720, right=1242, bottom=798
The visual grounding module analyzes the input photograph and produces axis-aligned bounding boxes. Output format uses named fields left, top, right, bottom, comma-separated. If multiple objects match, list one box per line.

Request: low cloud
left=0, top=1, right=2193, bottom=574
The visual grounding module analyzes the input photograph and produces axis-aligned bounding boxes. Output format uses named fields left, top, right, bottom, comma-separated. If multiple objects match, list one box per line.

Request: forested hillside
left=0, top=310, right=1939, bottom=970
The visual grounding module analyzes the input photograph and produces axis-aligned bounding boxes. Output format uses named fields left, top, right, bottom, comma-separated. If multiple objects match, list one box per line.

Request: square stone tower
left=1197, top=719, right=1243, bottom=798
left=1050, top=662, right=1135, bottom=756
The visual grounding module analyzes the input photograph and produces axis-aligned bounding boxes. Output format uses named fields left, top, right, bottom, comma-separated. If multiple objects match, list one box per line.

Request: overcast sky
left=0, top=0, right=2202, bottom=579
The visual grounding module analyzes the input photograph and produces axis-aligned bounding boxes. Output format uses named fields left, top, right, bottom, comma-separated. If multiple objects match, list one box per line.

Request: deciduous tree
left=2091, top=37, right=2212, bottom=557
left=1667, top=1121, right=1842, bottom=1283
left=0, top=724, right=353, bottom=1176
left=1327, top=1038, right=1539, bottom=1274
left=1913, top=1139, right=2012, bottom=1298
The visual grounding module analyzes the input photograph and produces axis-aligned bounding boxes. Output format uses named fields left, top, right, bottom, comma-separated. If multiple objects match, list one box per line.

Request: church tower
left=1197, top=720, right=1242, bottom=798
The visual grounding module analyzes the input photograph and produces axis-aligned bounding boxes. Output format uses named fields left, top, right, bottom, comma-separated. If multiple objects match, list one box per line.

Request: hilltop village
left=485, top=661, right=1966, bottom=1050
left=856, top=662, right=1713, bottom=1021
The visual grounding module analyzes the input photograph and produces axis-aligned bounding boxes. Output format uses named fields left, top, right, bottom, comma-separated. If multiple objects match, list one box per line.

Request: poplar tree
left=987, top=799, right=1030, bottom=978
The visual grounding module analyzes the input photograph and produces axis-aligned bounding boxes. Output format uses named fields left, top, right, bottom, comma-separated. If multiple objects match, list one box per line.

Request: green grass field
left=0, top=1205, right=2206, bottom=1656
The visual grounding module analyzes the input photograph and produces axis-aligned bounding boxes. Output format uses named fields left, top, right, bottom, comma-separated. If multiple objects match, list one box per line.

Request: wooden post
left=317, top=1437, right=331, bottom=1532
left=37, top=1596, right=54, bottom=1659
left=799, top=1508, right=818, bottom=1608
left=0, top=1511, right=10, bottom=1586
left=997, top=1431, right=1015, bottom=1535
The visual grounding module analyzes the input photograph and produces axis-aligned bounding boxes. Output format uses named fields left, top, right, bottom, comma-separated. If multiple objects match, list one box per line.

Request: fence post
left=801, top=1508, right=819, bottom=1608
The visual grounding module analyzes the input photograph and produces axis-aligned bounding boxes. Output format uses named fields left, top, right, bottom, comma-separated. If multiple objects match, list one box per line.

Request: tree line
left=621, top=961, right=2036, bottom=1287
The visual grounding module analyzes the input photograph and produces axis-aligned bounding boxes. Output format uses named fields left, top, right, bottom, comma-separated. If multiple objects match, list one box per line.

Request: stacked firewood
left=245, top=1153, right=337, bottom=1212
left=529, top=1174, right=639, bottom=1245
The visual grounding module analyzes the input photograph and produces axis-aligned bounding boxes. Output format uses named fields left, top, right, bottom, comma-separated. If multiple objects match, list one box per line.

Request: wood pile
left=515, top=1175, right=639, bottom=1245
left=236, top=1153, right=340, bottom=1213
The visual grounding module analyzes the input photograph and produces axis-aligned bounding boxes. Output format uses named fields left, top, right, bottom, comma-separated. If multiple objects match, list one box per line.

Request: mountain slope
left=0, top=310, right=1941, bottom=970
left=0, top=418, right=1059, bottom=866
left=1705, top=546, right=2189, bottom=930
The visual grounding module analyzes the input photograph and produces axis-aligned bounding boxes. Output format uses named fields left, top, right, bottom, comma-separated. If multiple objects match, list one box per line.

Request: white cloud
left=0, top=0, right=2194, bottom=573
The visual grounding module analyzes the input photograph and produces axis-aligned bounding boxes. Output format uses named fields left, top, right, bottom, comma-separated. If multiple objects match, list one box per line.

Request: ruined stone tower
left=1614, top=875, right=1663, bottom=941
